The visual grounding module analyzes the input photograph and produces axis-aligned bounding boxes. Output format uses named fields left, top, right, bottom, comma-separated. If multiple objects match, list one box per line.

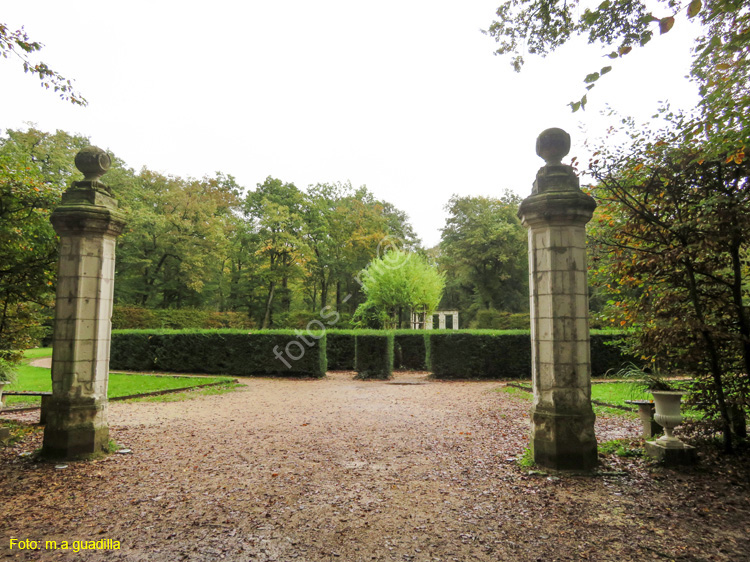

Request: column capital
left=518, top=191, right=596, bottom=228
left=50, top=146, right=127, bottom=237
left=51, top=204, right=126, bottom=237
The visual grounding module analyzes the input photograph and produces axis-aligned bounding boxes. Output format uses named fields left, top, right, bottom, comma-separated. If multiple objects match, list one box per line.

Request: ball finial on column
left=74, top=146, right=111, bottom=182
left=536, top=128, right=571, bottom=166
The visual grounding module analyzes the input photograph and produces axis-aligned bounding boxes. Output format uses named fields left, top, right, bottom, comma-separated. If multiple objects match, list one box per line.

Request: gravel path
left=2, top=372, right=749, bottom=561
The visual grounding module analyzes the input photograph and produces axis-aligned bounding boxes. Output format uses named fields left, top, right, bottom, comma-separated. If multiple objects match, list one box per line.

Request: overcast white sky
left=1, top=1, right=702, bottom=247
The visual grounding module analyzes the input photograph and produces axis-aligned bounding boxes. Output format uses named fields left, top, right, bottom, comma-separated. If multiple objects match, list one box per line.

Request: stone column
left=426, top=315, right=434, bottom=330
left=518, top=128, right=597, bottom=470
left=438, top=313, right=446, bottom=330
left=42, top=147, right=126, bottom=459
left=452, top=312, right=459, bottom=330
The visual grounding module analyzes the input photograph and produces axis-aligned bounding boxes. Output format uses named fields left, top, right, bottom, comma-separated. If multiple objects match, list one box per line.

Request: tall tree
left=439, top=193, right=528, bottom=323
left=587, top=118, right=750, bottom=452
left=301, top=183, right=418, bottom=317
left=0, top=128, right=90, bottom=359
left=243, top=177, right=308, bottom=328
left=115, top=171, right=241, bottom=309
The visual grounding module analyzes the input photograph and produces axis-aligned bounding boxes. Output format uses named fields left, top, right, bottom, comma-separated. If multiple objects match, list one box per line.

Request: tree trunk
left=729, top=240, right=750, bottom=393
left=684, top=259, right=734, bottom=453
left=262, top=281, right=276, bottom=329
left=320, top=278, right=328, bottom=311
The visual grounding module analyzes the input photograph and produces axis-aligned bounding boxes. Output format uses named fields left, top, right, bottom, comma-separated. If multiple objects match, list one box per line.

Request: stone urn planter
left=651, top=390, right=688, bottom=448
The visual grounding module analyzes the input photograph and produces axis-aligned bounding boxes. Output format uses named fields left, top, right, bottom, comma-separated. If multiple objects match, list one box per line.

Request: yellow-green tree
left=354, top=250, right=445, bottom=329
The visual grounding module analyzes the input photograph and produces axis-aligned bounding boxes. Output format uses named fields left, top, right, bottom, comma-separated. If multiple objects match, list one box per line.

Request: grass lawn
left=501, top=380, right=701, bottom=419
left=2, top=348, right=236, bottom=407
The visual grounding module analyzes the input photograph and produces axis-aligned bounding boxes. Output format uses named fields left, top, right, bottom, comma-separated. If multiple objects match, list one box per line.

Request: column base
left=532, top=408, right=598, bottom=470
left=41, top=398, right=109, bottom=459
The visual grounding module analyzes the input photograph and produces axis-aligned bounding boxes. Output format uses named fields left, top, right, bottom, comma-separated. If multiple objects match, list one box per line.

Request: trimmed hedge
left=429, top=331, right=531, bottom=379
left=109, top=331, right=156, bottom=371
left=109, top=328, right=632, bottom=380
left=394, top=332, right=429, bottom=370
left=355, top=332, right=393, bottom=379
left=110, top=330, right=326, bottom=377
left=428, top=330, right=634, bottom=379
left=326, top=331, right=356, bottom=370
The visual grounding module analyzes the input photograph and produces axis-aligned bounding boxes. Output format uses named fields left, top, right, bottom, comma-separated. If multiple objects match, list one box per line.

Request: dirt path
left=2, top=372, right=749, bottom=561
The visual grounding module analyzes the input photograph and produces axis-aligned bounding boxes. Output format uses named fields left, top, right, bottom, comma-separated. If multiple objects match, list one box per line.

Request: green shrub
left=326, top=331, right=356, bottom=370
left=355, top=332, right=393, bottom=379
left=393, top=331, right=429, bottom=370
left=590, top=332, right=637, bottom=376
left=112, top=307, right=160, bottom=329
left=111, top=330, right=325, bottom=377
left=112, top=307, right=253, bottom=330
left=276, top=310, right=353, bottom=330
left=472, top=310, right=530, bottom=330
left=429, top=331, right=531, bottom=379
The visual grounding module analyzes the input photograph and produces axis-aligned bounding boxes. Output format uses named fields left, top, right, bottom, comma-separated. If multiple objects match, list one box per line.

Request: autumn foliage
left=587, top=124, right=750, bottom=451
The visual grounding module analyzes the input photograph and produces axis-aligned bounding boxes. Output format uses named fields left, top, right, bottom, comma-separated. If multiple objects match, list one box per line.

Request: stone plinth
left=42, top=147, right=126, bottom=459
left=645, top=441, right=698, bottom=465
left=518, top=128, right=598, bottom=471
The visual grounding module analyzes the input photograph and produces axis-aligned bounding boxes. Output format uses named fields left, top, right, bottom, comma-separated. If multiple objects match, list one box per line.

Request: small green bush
left=355, top=332, right=393, bottom=379
left=590, top=332, right=637, bottom=376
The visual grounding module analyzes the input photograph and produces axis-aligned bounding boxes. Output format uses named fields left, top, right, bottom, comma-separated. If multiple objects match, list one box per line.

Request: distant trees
left=115, top=170, right=241, bottom=310
left=0, top=126, right=533, bottom=345
left=0, top=127, right=422, bottom=347
left=438, top=193, right=528, bottom=325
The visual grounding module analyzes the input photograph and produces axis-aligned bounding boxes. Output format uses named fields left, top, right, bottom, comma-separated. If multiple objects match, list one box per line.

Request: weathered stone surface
left=519, top=129, right=598, bottom=471
left=42, top=147, right=125, bottom=460
left=645, top=441, right=698, bottom=465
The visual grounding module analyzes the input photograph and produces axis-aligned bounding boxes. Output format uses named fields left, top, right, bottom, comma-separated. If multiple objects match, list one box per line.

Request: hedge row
left=428, top=330, right=634, bottom=379
left=429, top=332, right=531, bottom=379
left=109, top=329, right=633, bottom=380
left=355, top=333, right=393, bottom=379
left=110, top=330, right=326, bottom=377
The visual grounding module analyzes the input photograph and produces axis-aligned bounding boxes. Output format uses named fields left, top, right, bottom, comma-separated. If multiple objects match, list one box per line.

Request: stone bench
left=1, top=391, right=52, bottom=424
left=624, top=400, right=662, bottom=438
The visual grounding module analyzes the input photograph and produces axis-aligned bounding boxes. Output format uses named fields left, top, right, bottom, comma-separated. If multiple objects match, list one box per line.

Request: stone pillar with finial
left=518, top=128, right=598, bottom=470
left=42, top=146, right=126, bottom=459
